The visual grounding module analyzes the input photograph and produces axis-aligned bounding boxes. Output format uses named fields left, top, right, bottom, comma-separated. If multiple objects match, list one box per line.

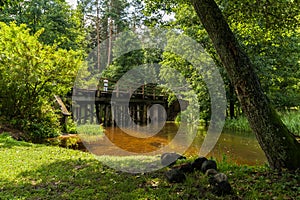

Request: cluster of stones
left=161, top=153, right=232, bottom=196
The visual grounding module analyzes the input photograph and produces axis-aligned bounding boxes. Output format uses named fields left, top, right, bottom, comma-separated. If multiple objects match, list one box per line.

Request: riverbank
left=0, top=133, right=299, bottom=200
left=224, top=110, right=300, bottom=136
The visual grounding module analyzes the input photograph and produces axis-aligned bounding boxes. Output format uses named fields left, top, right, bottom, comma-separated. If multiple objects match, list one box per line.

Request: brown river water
left=80, top=123, right=267, bottom=166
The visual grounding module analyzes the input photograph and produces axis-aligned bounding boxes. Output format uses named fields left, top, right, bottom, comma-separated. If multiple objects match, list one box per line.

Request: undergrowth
left=224, top=110, right=300, bottom=136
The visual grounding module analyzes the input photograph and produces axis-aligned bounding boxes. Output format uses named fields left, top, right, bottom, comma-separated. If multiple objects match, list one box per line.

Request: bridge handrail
left=73, top=78, right=167, bottom=98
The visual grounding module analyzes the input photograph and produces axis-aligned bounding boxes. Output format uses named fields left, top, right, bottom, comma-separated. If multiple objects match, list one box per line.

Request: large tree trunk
left=190, top=0, right=300, bottom=170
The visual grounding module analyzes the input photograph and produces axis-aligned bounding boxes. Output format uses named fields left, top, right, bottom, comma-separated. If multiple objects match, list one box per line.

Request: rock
left=173, top=163, right=194, bottom=174
left=211, top=181, right=233, bottom=196
left=191, top=157, right=208, bottom=171
left=165, top=169, right=186, bottom=183
left=161, top=153, right=186, bottom=167
left=201, top=160, right=217, bottom=173
left=214, top=173, right=228, bottom=182
left=208, top=172, right=232, bottom=196
left=205, top=168, right=218, bottom=176
left=208, top=173, right=228, bottom=185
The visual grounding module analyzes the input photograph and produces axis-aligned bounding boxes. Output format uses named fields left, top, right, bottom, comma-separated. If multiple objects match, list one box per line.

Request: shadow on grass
left=0, top=157, right=249, bottom=200
left=2, top=153, right=299, bottom=200
left=0, top=158, right=173, bottom=200
left=0, top=133, right=32, bottom=148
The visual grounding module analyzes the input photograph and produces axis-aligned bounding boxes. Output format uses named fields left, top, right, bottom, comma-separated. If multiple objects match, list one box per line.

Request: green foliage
left=144, top=0, right=300, bottom=115
left=279, top=110, right=300, bottom=136
left=220, top=0, right=300, bottom=109
left=76, top=124, right=105, bottom=136
left=0, top=0, right=22, bottom=10
left=224, top=116, right=252, bottom=132
left=160, top=52, right=210, bottom=121
left=25, top=122, right=60, bottom=142
left=65, top=118, right=77, bottom=134
left=77, top=124, right=105, bottom=142
left=102, top=31, right=145, bottom=80
left=225, top=111, right=300, bottom=136
left=0, top=0, right=84, bottom=50
left=0, top=22, right=82, bottom=140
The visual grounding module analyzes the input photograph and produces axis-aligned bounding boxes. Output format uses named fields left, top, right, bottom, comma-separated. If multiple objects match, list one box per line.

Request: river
left=80, top=122, right=267, bottom=166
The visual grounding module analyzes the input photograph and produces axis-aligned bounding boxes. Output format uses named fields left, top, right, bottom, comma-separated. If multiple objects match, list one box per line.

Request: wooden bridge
left=71, top=78, right=184, bottom=126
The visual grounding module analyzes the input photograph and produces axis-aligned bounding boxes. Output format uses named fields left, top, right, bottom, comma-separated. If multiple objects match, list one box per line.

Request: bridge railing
left=73, top=78, right=168, bottom=100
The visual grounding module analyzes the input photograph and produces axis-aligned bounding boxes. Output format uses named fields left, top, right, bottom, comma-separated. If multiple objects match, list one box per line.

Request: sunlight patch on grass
left=95, top=155, right=162, bottom=173
left=76, top=124, right=105, bottom=142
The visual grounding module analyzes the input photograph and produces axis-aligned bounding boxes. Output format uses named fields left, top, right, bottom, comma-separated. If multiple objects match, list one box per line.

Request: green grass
left=279, top=111, right=300, bottom=136
left=76, top=124, right=105, bottom=142
left=0, top=133, right=299, bottom=200
left=76, top=124, right=105, bottom=135
left=224, top=110, right=300, bottom=136
left=224, top=116, right=251, bottom=132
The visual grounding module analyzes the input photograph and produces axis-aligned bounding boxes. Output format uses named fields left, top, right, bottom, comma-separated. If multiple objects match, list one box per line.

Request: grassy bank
left=0, top=133, right=299, bottom=200
left=224, top=111, right=300, bottom=136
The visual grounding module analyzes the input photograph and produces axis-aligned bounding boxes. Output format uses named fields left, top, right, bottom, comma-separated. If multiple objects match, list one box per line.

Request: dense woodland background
left=0, top=0, right=299, bottom=168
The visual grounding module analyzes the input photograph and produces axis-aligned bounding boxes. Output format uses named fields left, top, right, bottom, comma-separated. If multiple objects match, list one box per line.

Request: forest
left=0, top=0, right=299, bottom=199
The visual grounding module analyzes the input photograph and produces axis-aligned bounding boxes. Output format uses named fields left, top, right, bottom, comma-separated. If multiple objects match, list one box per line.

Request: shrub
left=0, top=22, right=82, bottom=141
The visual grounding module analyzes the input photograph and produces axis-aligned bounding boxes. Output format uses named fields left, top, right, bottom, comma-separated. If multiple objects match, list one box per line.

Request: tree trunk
left=190, top=0, right=300, bottom=170
left=107, top=0, right=113, bottom=66
left=107, top=18, right=113, bottom=66
left=96, top=0, right=101, bottom=70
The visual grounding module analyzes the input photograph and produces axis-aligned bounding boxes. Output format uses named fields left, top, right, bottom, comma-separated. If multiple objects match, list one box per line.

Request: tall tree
left=77, top=0, right=129, bottom=70
left=0, top=0, right=83, bottom=50
left=190, top=0, right=300, bottom=170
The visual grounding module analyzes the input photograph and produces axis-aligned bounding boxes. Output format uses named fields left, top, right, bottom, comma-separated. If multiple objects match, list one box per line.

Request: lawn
left=0, top=133, right=299, bottom=200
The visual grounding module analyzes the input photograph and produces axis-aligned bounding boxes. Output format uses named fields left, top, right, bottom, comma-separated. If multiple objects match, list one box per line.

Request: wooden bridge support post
left=153, top=104, right=159, bottom=124
left=119, top=105, right=124, bottom=127
left=75, top=104, right=79, bottom=124
left=83, top=104, right=88, bottom=124
left=111, top=104, right=115, bottom=127
left=126, top=105, right=131, bottom=127
left=109, top=105, right=112, bottom=126
left=143, top=105, right=147, bottom=124
left=118, top=105, right=121, bottom=127
left=131, top=105, right=136, bottom=124
left=78, top=103, right=83, bottom=124
left=105, top=105, right=110, bottom=126
left=136, top=104, right=140, bottom=124
left=95, top=103, right=100, bottom=124
left=90, top=103, right=95, bottom=124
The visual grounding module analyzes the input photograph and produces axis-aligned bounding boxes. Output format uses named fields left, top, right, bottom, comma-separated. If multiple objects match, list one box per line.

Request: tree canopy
left=0, top=0, right=84, bottom=50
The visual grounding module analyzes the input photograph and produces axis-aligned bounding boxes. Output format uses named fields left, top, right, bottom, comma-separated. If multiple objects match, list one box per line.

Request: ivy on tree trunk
left=190, top=0, right=300, bottom=170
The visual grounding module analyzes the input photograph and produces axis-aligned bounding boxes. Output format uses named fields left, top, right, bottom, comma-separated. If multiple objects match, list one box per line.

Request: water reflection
left=81, top=123, right=267, bottom=166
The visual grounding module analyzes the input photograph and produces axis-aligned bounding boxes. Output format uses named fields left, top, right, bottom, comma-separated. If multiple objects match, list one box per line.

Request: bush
left=25, top=122, right=60, bottom=143
left=0, top=22, right=82, bottom=141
